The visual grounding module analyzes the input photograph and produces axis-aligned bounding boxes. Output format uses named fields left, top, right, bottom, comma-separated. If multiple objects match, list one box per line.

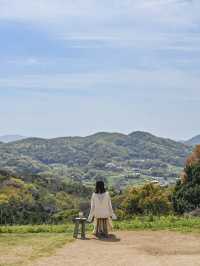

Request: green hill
left=0, top=131, right=192, bottom=188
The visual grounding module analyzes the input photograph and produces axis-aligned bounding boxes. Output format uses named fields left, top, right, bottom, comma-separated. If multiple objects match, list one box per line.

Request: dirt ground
left=31, top=231, right=200, bottom=266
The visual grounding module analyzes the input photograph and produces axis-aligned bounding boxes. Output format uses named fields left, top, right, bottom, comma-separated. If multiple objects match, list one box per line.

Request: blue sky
left=0, top=0, right=200, bottom=140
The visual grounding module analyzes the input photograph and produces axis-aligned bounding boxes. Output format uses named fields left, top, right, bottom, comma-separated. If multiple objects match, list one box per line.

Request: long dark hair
left=95, top=181, right=106, bottom=194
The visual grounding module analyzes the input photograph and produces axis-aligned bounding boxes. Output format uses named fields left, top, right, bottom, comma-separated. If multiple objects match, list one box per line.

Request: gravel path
left=32, top=231, right=200, bottom=266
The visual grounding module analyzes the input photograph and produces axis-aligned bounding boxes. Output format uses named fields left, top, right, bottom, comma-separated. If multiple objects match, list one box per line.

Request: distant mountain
left=0, top=131, right=192, bottom=177
left=0, top=135, right=26, bottom=143
left=184, top=135, right=200, bottom=146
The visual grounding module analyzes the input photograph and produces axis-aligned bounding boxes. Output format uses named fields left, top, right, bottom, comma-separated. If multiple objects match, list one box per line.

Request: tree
left=173, top=145, right=200, bottom=214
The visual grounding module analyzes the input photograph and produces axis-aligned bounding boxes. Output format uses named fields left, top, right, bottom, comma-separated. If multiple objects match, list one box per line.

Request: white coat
left=88, top=191, right=117, bottom=222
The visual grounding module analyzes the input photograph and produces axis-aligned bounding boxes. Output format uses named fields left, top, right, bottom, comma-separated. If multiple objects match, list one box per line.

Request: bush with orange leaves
left=180, top=145, right=200, bottom=183
left=173, top=145, right=200, bottom=214
left=186, top=145, right=200, bottom=166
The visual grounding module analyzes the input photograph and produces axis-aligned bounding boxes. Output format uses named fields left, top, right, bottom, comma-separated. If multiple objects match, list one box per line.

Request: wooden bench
left=73, top=217, right=87, bottom=239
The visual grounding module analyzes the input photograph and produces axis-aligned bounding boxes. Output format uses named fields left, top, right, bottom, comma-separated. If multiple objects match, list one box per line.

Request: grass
left=0, top=216, right=200, bottom=235
left=0, top=224, right=74, bottom=234
left=0, top=233, right=73, bottom=266
left=113, top=215, right=200, bottom=233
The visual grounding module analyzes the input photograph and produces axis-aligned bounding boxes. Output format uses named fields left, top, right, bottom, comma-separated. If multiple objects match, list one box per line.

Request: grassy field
left=0, top=224, right=74, bottom=234
left=0, top=216, right=200, bottom=234
left=114, top=215, right=200, bottom=233
left=0, top=216, right=200, bottom=266
left=0, top=233, right=73, bottom=266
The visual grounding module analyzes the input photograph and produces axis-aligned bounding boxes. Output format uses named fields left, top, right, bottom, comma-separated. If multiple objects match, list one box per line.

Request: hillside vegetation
left=0, top=148, right=198, bottom=225
left=0, top=169, right=92, bottom=224
left=0, top=131, right=192, bottom=188
left=0, top=131, right=197, bottom=225
left=0, top=144, right=199, bottom=225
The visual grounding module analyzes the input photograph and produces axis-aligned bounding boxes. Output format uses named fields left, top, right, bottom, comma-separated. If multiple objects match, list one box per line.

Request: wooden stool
left=73, top=217, right=87, bottom=239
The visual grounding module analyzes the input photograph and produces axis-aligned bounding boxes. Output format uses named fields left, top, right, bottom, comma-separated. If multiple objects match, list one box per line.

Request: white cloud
left=0, top=0, right=200, bottom=95
left=0, top=0, right=200, bottom=139
left=0, top=0, right=199, bottom=51
left=7, top=57, right=41, bottom=65
left=0, top=0, right=199, bottom=28
left=0, top=69, right=199, bottom=100
left=0, top=0, right=88, bottom=20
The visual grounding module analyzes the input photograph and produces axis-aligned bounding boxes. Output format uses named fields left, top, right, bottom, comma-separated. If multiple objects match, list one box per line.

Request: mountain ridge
left=0, top=131, right=192, bottom=180
left=0, top=135, right=26, bottom=143
left=184, top=135, right=200, bottom=146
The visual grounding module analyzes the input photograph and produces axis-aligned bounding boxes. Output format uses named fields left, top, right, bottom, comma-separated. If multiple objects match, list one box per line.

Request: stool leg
left=73, top=221, right=79, bottom=238
left=81, top=221, right=86, bottom=239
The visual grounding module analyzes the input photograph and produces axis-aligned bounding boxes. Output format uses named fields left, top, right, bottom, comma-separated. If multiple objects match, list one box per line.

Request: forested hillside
left=0, top=132, right=197, bottom=224
left=0, top=131, right=192, bottom=188
left=0, top=169, right=92, bottom=224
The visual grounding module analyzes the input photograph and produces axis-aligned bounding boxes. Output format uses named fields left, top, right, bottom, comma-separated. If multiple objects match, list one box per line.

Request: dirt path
left=32, top=231, right=200, bottom=266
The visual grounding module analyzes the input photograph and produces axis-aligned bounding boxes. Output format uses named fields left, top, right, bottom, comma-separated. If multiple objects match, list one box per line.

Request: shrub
left=118, top=183, right=172, bottom=216
left=172, top=145, right=200, bottom=214
left=51, top=209, right=79, bottom=224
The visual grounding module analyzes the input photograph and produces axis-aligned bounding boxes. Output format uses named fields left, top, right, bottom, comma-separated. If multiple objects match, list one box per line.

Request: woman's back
left=88, top=181, right=117, bottom=238
left=88, top=191, right=116, bottom=221
left=92, top=192, right=111, bottom=218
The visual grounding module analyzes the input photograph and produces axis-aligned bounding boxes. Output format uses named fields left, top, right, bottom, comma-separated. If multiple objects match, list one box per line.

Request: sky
left=0, top=0, right=200, bottom=140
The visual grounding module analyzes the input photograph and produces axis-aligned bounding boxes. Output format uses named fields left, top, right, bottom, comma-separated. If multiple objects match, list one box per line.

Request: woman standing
left=88, top=181, right=117, bottom=238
